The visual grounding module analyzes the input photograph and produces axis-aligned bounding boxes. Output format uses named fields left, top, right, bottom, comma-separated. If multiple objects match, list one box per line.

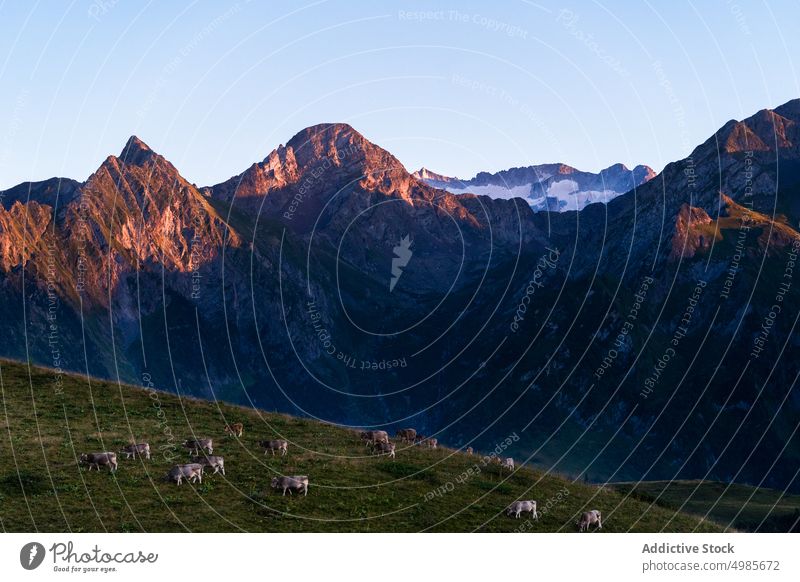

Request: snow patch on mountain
left=444, top=182, right=533, bottom=201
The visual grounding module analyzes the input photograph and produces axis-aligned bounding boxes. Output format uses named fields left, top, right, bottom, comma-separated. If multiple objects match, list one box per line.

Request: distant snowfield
left=543, top=179, right=619, bottom=211
left=444, top=182, right=533, bottom=201
left=440, top=179, right=625, bottom=212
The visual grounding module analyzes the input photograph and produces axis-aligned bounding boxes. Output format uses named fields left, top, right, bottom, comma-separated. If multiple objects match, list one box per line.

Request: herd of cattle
left=77, top=423, right=602, bottom=531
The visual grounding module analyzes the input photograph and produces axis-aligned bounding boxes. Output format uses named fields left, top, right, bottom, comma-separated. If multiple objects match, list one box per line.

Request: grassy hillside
left=0, top=359, right=724, bottom=532
left=613, top=480, right=800, bottom=533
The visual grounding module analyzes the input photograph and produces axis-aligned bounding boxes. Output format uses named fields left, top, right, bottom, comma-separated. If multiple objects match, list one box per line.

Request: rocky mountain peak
left=692, top=101, right=800, bottom=156
left=599, top=163, right=656, bottom=183
left=85, top=135, right=188, bottom=212
left=633, top=164, right=657, bottom=181
left=119, top=135, right=158, bottom=166
left=553, top=163, right=578, bottom=175
left=286, top=122, right=358, bottom=148
left=213, top=122, right=414, bottom=205
left=412, top=167, right=458, bottom=183
left=601, top=162, right=630, bottom=173
left=284, top=122, right=405, bottom=178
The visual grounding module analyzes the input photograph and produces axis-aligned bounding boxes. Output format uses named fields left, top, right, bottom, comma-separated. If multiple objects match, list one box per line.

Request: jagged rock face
left=0, top=200, right=55, bottom=271
left=2, top=101, right=800, bottom=492
left=721, top=107, right=799, bottom=154
left=212, top=144, right=299, bottom=203
left=669, top=204, right=714, bottom=261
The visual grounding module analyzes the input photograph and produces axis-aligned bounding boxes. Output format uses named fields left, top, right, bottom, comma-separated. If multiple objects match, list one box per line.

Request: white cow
left=578, top=510, right=602, bottom=532
left=192, top=455, right=225, bottom=475
left=271, top=476, right=309, bottom=496
left=166, top=463, right=204, bottom=485
left=507, top=500, right=538, bottom=519
left=501, top=457, right=515, bottom=471
left=120, top=443, right=150, bottom=460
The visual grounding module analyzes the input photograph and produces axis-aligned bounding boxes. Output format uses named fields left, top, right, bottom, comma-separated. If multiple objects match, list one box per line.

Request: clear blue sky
left=1, top=0, right=798, bottom=189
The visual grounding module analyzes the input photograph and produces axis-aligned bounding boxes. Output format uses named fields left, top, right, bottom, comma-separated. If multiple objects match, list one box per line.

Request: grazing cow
left=427, top=438, right=438, bottom=449
left=79, top=452, right=118, bottom=472
left=192, top=455, right=225, bottom=475
left=183, top=438, right=213, bottom=456
left=507, top=500, right=538, bottom=519
left=166, top=463, right=204, bottom=485
left=578, top=510, right=602, bottom=532
left=413, top=434, right=426, bottom=445
left=271, top=475, right=309, bottom=496
left=372, top=441, right=396, bottom=459
left=501, top=457, right=515, bottom=471
left=120, top=443, right=150, bottom=460
left=395, top=428, right=417, bottom=443
left=360, top=430, right=389, bottom=447
left=466, top=446, right=474, bottom=455
left=258, top=439, right=288, bottom=456
left=224, top=423, right=244, bottom=437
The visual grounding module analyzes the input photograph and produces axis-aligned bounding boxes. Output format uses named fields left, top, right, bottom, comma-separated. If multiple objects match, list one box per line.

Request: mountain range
left=2, top=98, right=800, bottom=491
left=412, top=162, right=656, bottom=211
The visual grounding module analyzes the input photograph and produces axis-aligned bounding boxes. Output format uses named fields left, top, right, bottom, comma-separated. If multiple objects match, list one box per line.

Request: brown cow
left=395, top=428, right=417, bottom=443
left=259, top=439, right=288, bottom=456
left=372, top=441, right=396, bottom=460
left=224, top=423, right=244, bottom=437
left=182, top=438, right=213, bottom=456
left=360, top=430, right=389, bottom=447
